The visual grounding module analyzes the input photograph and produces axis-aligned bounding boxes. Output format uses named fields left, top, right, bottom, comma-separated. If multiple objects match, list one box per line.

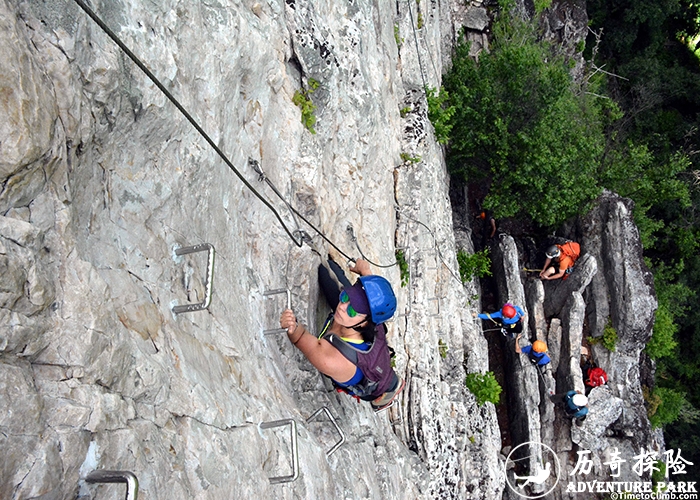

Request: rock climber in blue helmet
left=280, top=258, right=404, bottom=411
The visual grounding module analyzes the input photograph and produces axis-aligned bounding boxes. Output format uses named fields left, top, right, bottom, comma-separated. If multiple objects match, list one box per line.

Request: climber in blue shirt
left=564, top=391, right=588, bottom=421
left=475, top=303, right=525, bottom=337
left=515, top=334, right=551, bottom=366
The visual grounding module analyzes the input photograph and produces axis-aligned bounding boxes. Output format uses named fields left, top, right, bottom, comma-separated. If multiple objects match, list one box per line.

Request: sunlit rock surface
left=1, top=0, right=502, bottom=498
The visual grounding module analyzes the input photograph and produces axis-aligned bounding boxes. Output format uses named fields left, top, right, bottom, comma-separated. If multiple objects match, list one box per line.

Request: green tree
left=441, top=5, right=604, bottom=227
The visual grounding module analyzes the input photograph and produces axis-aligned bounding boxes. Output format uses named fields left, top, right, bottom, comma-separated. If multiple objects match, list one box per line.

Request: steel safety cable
left=248, top=159, right=356, bottom=263
left=72, top=0, right=303, bottom=247
left=407, top=0, right=440, bottom=89
left=406, top=0, right=430, bottom=92
left=396, top=206, right=463, bottom=285
left=73, top=0, right=454, bottom=277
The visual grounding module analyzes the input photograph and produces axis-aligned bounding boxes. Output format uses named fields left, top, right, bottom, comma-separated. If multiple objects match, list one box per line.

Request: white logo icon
left=505, top=441, right=561, bottom=498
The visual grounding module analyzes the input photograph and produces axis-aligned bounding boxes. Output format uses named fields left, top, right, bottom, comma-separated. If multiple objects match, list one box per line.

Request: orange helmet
left=502, top=304, right=517, bottom=319
left=532, top=340, right=547, bottom=353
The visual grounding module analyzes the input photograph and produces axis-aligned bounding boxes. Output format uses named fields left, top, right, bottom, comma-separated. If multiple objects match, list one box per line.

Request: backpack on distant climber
left=560, top=241, right=581, bottom=263
left=585, top=366, right=608, bottom=387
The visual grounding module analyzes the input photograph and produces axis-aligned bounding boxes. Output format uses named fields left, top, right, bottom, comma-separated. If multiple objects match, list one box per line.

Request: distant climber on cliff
left=515, top=334, right=551, bottom=366
left=477, top=209, right=497, bottom=239
left=474, top=303, right=525, bottom=338
left=279, top=258, right=405, bottom=412
left=539, top=241, right=581, bottom=280
left=585, top=366, right=608, bottom=388
left=563, top=391, right=589, bottom=423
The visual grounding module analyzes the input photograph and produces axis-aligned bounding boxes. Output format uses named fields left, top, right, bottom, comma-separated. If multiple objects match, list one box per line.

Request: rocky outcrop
left=543, top=253, right=597, bottom=318
left=485, top=189, right=660, bottom=497
left=493, top=235, right=549, bottom=495
left=1, top=0, right=504, bottom=499
left=578, top=191, right=660, bottom=480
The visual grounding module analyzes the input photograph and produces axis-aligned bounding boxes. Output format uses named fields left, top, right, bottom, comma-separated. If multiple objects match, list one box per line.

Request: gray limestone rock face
left=2, top=0, right=503, bottom=498
left=556, top=292, right=586, bottom=396
left=581, top=191, right=657, bottom=351
left=543, top=252, right=598, bottom=318
left=493, top=235, right=549, bottom=495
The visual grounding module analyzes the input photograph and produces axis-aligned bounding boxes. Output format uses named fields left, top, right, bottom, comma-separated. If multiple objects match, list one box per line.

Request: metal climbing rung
left=422, top=247, right=440, bottom=273
left=85, top=470, right=139, bottom=500
left=306, top=406, right=346, bottom=456
left=258, top=418, right=299, bottom=484
left=172, top=243, right=215, bottom=314
left=428, top=297, right=440, bottom=317
left=263, top=289, right=291, bottom=335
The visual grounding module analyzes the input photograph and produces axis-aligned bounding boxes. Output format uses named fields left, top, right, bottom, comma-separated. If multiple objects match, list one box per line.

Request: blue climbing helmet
left=358, top=275, right=397, bottom=324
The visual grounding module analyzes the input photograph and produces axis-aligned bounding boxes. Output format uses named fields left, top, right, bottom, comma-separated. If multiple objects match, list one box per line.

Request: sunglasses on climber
left=339, top=290, right=358, bottom=318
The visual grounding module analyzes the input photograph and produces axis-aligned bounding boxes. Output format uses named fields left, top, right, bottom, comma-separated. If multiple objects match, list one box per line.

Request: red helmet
left=502, top=304, right=517, bottom=319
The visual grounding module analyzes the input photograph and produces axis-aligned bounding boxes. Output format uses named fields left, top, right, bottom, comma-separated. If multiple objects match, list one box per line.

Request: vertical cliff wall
left=1, top=0, right=503, bottom=498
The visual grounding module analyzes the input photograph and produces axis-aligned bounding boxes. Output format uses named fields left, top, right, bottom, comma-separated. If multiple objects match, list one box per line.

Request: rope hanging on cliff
left=405, top=0, right=440, bottom=91
left=73, top=0, right=405, bottom=270
left=406, top=0, right=429, bottom=91
left=73, top=0, right=473, bottom=286
left=72, top=0, right=307, bottom=246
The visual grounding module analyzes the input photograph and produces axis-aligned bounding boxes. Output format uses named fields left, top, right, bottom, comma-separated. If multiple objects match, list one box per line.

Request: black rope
left=248, top=159, right=358, bottom=263
left=73, top=0, right=467, bottom=283
left=72, top=0, right=303, bottom=247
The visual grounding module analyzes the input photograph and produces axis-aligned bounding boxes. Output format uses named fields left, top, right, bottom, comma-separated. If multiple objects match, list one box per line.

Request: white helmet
left=546, top=245, right=561, bottom=259
left=572, top=394, right=588, bottom=407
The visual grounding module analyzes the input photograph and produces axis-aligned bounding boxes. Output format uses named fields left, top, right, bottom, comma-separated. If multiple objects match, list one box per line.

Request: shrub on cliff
left=465, top=371, right=502, bottom=406
left=439, top=1, right=604, bottom=227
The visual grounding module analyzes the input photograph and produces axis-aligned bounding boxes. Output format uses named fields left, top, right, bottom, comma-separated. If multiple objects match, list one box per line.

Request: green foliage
left=417, top=12, right=424, bottom=30
left=400, top=106, right=412, bottom=118
left=648, top=387, right=686, bottom=428
left=457, top=248, right=492, bottom=283
left=602, top=320, right=618, bottom=351
left=441, top=10, right=604, bottom=227
left=292, top=79, right=320, bottom=134
left=438, top=339, right=448, bottom=359
left=651, top=462, right=667, bottom=491
left=647, top=303, right=679, bottom=359
left=589, top=319, right=618, bottom=351
left=394, top=25, right=404, bottom=48
left=646, top=260, right=693, bottom=359
left=426, top=87, right=455, bottom=144
left=601, top=147, right=692, bottom=249
left=534, top=0, right=552, bottom=15
left=400, top=153, right=421, bottom=164
left=466, top=371, right=502, bottom=406
left=395, top=249, right=410, bottom=287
